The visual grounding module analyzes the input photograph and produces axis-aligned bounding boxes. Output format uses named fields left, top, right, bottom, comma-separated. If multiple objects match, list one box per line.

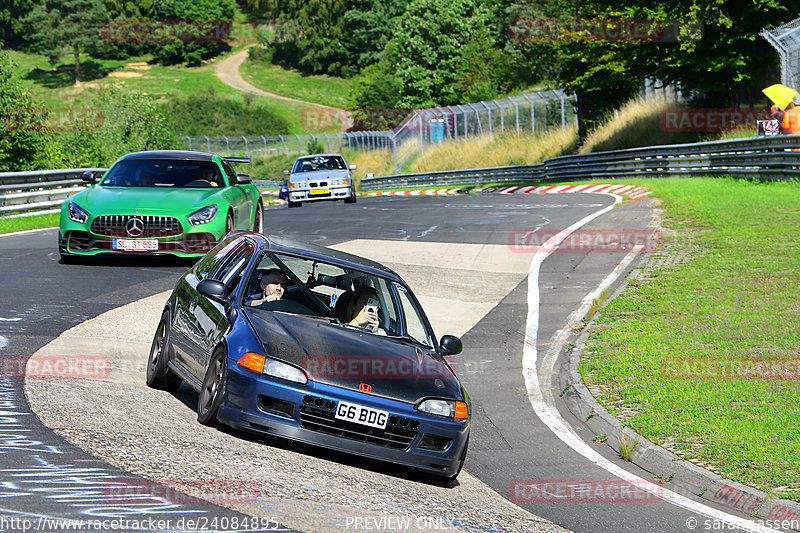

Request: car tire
left=59, top=253, right=78, bottom=264
left=288, top=200, right=301, bottom=208
left=253, top=201, right=264, bottom=234
left=197, top=347, right=227, bottom=426
left=344, top=191, right=357, bottom=204
left=225, top=211, right=234, bottom=234
left=146, top=311, right=182, bottom=392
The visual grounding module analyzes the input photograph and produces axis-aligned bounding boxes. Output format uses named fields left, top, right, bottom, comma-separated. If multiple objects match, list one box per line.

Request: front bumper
left=59, top=230, right=218, bottom=257
left=59, top=210, right=225, bottom=258
left=289, top=185, right=353, bottom=203
left=219, top=362, right=470, bottom=477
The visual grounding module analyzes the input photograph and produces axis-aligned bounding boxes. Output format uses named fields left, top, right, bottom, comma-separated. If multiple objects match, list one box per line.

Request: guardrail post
left=560, top=96, right=566, bottom=129
left=481, top=102, right=492, bottom=137
left=391, top=136, right=398, bottom=174
left=204, top=136, right=210, bottom=152
left=242, top=136, right=249, bottom=158
left=499, top=102, right=505, bottom=133
left=261, top=135, right=267, bottom=154
left=510, top=97, right=520, bottom=134
left=185, top=136, right=191, bottom=150
left=224, top=136, right=230, bottom=156
left=521, top=94, right=534, bottom=132
left=295, top=134, right=301, bottom=155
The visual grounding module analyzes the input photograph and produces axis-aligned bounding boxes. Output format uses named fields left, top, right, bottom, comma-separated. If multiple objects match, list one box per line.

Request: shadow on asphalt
left=60, top=254, right=198, bottom=269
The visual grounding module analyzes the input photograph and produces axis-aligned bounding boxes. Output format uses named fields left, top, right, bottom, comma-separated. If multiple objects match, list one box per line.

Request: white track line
left=522, top=194, right=776, bottom=532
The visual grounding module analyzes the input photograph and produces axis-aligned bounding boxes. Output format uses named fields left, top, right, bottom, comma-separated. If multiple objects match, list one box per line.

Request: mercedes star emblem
left=126, top=217, right=145, bottom=237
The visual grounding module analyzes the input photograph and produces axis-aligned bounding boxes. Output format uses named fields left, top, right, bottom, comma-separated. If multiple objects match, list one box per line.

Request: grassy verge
left=580, top=177, right=800, bottom=499
left=8, top=50, right=335, bottom=134
left=240, top=57, right=352, bottom=109
left=0, top=214, right=59, bottom=235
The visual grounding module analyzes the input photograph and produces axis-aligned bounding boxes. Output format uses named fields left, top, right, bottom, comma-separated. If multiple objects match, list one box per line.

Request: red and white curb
left=360, top=188, right=461, bottom=197
left=481, top=183, right=651, bottom=200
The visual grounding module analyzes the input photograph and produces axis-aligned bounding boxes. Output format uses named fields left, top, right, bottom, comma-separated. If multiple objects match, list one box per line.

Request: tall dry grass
left=408, top=127, right=578, bottom=174
left=576, top=96, right=726, bottom=153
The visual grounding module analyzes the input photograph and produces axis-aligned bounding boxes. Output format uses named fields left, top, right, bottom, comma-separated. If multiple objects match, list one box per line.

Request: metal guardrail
left=0, top=169, right=107, bottom=217
left=361, top=135, right=800, bottom=190
left=3, top=135, right=798, bottom=217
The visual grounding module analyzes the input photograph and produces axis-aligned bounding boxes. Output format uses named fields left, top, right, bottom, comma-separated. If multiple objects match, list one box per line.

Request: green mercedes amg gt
left=58, top=150, right=265, bottom=261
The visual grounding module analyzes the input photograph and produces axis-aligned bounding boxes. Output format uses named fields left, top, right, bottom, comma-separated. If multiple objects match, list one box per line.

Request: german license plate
left=310, top=188, right=330, bottom=195
left=335, top=401, right=388, bottom=429
left=112, top=239, right=158, bottom=251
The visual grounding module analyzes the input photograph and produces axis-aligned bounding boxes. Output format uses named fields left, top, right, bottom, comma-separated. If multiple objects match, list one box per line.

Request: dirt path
left=215, top=48, right=350, bottom=130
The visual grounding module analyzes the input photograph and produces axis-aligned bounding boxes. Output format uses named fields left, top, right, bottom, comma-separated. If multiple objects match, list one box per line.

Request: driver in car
left=250, top=268, right=288, bottom=306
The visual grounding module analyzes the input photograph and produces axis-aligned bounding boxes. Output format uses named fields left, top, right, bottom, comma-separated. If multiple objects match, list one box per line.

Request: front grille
left=299, top=395, right=418, bottom=449
left=309, top=181, right=328, bottom=188
left=91, top=215, right=183, bottom=237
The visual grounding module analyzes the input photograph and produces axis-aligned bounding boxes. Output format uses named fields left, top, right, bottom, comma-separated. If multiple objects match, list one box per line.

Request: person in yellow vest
left=781, top=94, right=800, bottom=134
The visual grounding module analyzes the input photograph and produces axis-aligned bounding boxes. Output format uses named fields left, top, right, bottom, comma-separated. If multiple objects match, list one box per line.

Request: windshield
left=292, top=155, right=347, bottom=173
left=101, top=159, right=224, bottom=188
left=244, top=252, right=434, bottom=348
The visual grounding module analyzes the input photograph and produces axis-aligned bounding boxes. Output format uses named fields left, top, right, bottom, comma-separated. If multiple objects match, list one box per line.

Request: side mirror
left=283, top=170, right=290, bottom=175
left=439, top=335, right=462, bottom=356
left=349, top=164, right=357, bottom=171
left=82, top=170, right=97, bottom=183
left=197, top=279, right=228, bottom=304
left=236, top=173, right=252, bottom=184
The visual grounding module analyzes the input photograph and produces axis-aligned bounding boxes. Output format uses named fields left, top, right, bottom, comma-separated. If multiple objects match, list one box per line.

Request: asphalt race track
left=0, top=193, right=778, bottom=533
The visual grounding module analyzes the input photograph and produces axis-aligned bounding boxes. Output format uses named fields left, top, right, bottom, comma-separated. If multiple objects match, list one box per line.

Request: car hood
left=244, top=308, right=462, bottom=404
left=291, top=169, right=349, bottom=180
left=74, top=186, right=220, bottom=215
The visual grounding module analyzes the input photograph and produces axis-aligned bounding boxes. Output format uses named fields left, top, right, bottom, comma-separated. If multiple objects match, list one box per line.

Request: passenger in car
left=335, top=286, right=384, bottom=334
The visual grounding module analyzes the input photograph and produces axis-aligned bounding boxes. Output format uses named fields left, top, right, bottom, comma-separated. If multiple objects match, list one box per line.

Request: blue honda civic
left=146, top=232, right=470, bottom=481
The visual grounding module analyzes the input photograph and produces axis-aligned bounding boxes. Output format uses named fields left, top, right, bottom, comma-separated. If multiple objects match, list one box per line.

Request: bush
left=162, top=87, right=290, bottom=136
left=0, top=47, right=55, bottom=171
left=56, top=88, right=177, bottom=167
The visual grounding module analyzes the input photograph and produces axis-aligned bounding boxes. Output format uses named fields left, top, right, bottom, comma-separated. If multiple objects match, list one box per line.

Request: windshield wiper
left=386, top=334, right=432, bottom=349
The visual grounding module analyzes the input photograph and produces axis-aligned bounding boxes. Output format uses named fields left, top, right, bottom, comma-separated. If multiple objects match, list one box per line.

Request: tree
left=0, top=47, right=54, bottom=171
left=257, top=0, right=348, bottom=75
left=392, top=0, right=496, bottom=107
left=0, top=0, right=36, bottom=43
left=150, top=0, right=236, bottom=66
left=23, top=0, right=109, bottom=84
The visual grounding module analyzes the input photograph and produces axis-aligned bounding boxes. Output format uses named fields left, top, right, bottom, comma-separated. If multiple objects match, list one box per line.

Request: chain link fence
left=761, top=17, right=800, bottom=88
left=183, top=90, right=577, bottom=174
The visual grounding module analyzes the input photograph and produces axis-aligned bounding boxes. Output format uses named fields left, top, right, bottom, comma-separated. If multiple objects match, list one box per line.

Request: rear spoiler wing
left=226, top=157, right=252, bottom=167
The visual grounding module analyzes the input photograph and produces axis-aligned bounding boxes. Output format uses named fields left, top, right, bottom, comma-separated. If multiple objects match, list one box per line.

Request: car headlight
left=67, top=202, right=89, bottom=223
left=418, top=399, right=469, bottom=420
left=188, top=205, right=217, bottom=225
left=237, top=353, right=308, bottom=384
left=292, top=181, right=306, bottom=189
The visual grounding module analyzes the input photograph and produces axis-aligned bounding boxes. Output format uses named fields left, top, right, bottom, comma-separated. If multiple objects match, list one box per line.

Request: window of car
left=292, top=155, right=347, bottom=173
left=101, top=159, right=221, bottom=188
left=393, top=282, right=434, bottom=348
left=221, top=160, right=237, bottom=186
left=210, top=240, right=255, bottom=296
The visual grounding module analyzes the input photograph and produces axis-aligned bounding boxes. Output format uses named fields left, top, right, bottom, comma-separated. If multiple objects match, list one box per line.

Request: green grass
left=580, top=177, right=800, bottom=499
left=240, top=57, right=352, bottom=109
left=0, top=213, right=59, bottom=234
left=7, top=50, right=335, bottom=134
